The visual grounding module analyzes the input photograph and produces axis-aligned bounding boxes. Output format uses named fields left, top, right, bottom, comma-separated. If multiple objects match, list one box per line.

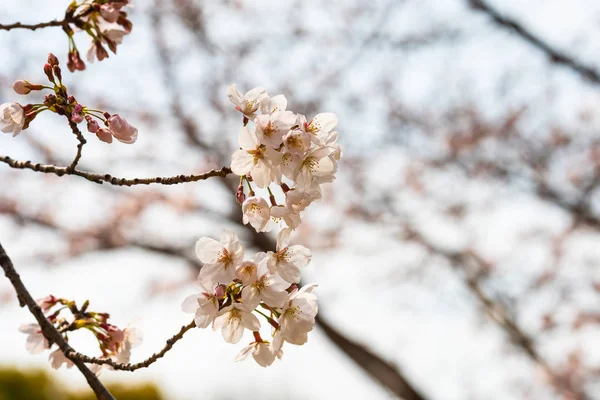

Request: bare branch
left=0, top=241, right=115, bottom=400
left=0, top=155, right=232, bottom=186
left=66, top=117, right=87, bottom=172
left=67, top=321, right=196, bottom=371
left=0, top=20, right=65, bottom=31
left=468, top=0, right=600, bottom=86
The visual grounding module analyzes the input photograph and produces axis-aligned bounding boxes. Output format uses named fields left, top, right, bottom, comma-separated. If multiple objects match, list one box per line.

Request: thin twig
left=67, top=321, right=196, bottom=371
left=0, top=20, right=66, bottom=31
left=468, top=0, right=600, bottom=86
left=0, top=155, right=232, bottom=186
left=67, top=118, right=87, bottom=172
left=0, top=241, right=115, bottom=400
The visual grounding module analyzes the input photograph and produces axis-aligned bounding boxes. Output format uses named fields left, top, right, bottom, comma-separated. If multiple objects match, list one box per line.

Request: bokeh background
left=1, top=0, right=600, bottom=399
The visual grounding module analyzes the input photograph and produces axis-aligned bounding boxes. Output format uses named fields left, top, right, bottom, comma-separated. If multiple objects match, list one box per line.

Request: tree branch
left=0, top=155, right=232, bottom=186
left=0, top=241, right=115, bottom=400
left=66, top=321, right=196, bottom=371
left=67, top=117, right=87, bottom=172
left=0, top=20, right=66, bottom=31
left=468, top=0, right=600, bottom=86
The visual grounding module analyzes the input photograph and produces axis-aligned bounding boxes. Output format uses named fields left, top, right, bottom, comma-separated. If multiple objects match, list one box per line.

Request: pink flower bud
left=13, top=80, right=32, bottom=95
left=43, top=64, right=55, bottom=82
left=86, top=116, right=99, bottom=133
left=215, top=284, right=227, bottom=298
left=71, top=112, right=84, bottom=123
left=100, top=4, right=120, bottom=23
left=235, top=185, right=246, bottom=204
left=107, top=114, right=138, bottom=144
left=47, top=53, right=59, bottom=66
left=36, top=295, right=57, bottom=313
left=96, top=128, right=113, bottom=144
left=73, top=104, right=83, bottom=113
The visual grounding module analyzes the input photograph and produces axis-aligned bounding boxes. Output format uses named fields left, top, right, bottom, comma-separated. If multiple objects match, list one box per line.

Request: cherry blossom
left=270, top=205, right=301, bottom=230
left=196, top=228, right=244, bottom=287
left=294, top=146, right=336, bottom=190
left=19, top=323, right=49, bottom=354
left=241, top=257, right=289, bottom=309
left=298, top=113, right=338, bottom=144
left=273, top=284, right=318, bottom=349
left=242, top=196, right=271, bottom=232
left=231, top=126, right=279, bottom=188
left=181, top=283, right=221, bottom=328
left=283, top=129, right=311, bottom=155
left=0, top=102, right=25, bottom=136
left=212, top=303, right=260, bottom=344
left=235, top=339, right=276, bottom=367
left=266, top=229, right=312, bottom=283
left=254, top=110, right=296, bottom=148
left=227, top=84, right=267, bottom=118
left=49, top=348, right=74, bottom=370
left=260, top=94, right=287, bottom=114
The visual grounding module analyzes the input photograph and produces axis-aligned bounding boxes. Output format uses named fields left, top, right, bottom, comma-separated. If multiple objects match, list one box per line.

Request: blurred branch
left=468, top=0, right=600, bottom=85
left=403, top=225, right=590, bottom=400
left=0, top=241, right=115, bottom=400
left=0, top=155, right=232, bottom=186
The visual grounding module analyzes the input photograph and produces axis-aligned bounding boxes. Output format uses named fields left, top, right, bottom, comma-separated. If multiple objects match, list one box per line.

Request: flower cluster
left=182, top=228, right=317, bottom=367
left=1, top=54, right=138, bottom=144
left=228, top=84, right=342, bottom=232
left=19, top=295, right=141, bottom=374
left=63, top=0, right=133, bottom=71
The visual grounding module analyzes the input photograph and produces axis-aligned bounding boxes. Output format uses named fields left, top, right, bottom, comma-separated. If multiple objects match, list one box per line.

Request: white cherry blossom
left=242, top=196, right=271, bottom=232
left=266, top=228, right=312, bottom=283
left=182, top=283, right=221, bottom=328
left=260, top=94, right=287, bottom=114
left=270, top=205, right=301, bottom=230
left=0, top=102, right=25, bottom=136
left=231, top=126, right=279, bottom=188
left=212, top=303, right=260, bottom=344
left=283, top=129, right=311, bottom=155
left=19, top=323, right=49, bottom=354
left=298, top=113, right=338, bottom=144
left=235, top=340, right=276, bottom=367
left=255, top=111, right=296, bottom=148
left=294, top=146, right=336, bottom=190
left=236, top=252, right=266, bottom=286
left=274, top=284, right=318, bottom=349
left=286, top=189, right=320, bottom=214
left=227, top=84, right=267, bottom=118
left=241, top=257, right=289, bottom=309
left=196, top=229, right=244, bottom=287
left=49, top=348, right=74, bottom=369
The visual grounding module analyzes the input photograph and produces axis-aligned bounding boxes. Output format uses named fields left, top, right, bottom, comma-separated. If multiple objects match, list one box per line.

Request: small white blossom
left=255, top=111, right=296, bottom=148
left=270, top=205, right=301, bottom=230
left=112, top=323, right=143, bottom=364
left=231, top=126, right=279, bottom=188
left=260, top=94, right=287, bottom=114
left=283, top=129, right=311, bottom=155
left=236, top=253, right=266, bottom=286
left=266, top=229, right=312, bottom=283
left=49, top=348, right=74, bottom=370
left=242, top=196, right=271, bottom=232
left=235, top=340, right=276, bottom=367
left=19, top=323, right=49, bottom=355
left=212, top=303, right=260, bottom=344
left=0, top=102, right=25, bottom=136
left=196, top=229, right=244, bottom=287
left=274, top=284, right=318, bottom=349
left=241, top=256, right=289, bottom=309
left=182, top=283, right=220, bottom=328
left=286, top=189, right=320, bottom=214
left=227, top=84, right=267, bottom=118
left=298, top=113, right=338, bottom=144
left=294, top=146, right=335, bottom=190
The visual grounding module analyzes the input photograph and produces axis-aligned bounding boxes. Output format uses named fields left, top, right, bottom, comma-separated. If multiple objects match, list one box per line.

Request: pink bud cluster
left=228, top=84, right=342, bottom=233
left=1, top=54, right=138, bottom=144
left=64, top=1, right=133, bottom=72
left=18, top=296, right=141, bottom=374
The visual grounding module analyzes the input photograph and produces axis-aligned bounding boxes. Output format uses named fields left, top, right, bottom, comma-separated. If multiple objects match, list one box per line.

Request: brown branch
left=0, top=241, right=115, bottom=400
left=67, top=117, right=87, bottom=172
left=0, top=155, right=232, bottom=186
left=66, top=321, right=196, bottom=371
left=0, top=20, right=66, bottom=31
left=468, top=0, right=600, bottom=86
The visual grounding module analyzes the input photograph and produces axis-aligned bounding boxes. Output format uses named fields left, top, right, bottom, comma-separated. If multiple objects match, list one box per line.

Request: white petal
left=181, top=294, right=201, bottom=313
left=276, top=228, right=291, bottom=250
left=231, top=150, right=255, bottom=176
left=238, top=126, right=258, bottom=149
left=241, top=285, right=261, bottom=310
left=241, top=311, right=261, bottom=331
left=222, top=317, right=244, bottom=343
left=195, top=237, right=222, bottom=264
left=287, top=245, right=312, bottom=268
left=227, top=84, right=244, bottom=107
left=312, top=113, right=338, bottom=133
left=234, top=344, right=254, bottom=362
